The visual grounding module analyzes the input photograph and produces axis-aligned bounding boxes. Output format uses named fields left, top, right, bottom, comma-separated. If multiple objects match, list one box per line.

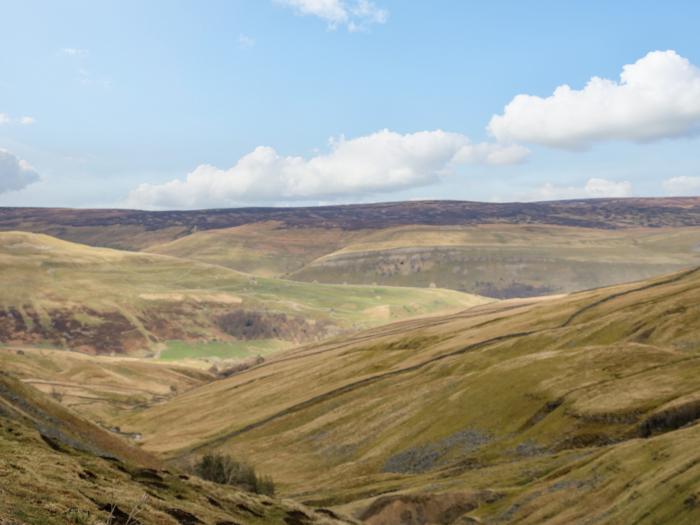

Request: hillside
left=148, top=222, right=700, bottom=297
left=0, top=232, right=485, bottom=356
left=3, top=198, right=700, bottom=251
left=5, top=199, right=700, bottom=298
left=0, top=372, right=356, bottom=524
left=120, top=267, right=700, bottom=523
left=0, top=345, right=215, bottom=424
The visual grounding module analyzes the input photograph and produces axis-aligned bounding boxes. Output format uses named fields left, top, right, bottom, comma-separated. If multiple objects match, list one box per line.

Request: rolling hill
left=147, top=222, right=700, bottom=297
left=4, top=198, right=700, bottom=252
left=119, top=267, right=700, bottom=523
left=5, top=199, right=700, bottom=298
left=0, top=231, right=485, bottom=356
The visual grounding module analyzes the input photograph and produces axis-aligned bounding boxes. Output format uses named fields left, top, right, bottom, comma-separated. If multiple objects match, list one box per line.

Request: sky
left=1, top=0, right=700, bottom=209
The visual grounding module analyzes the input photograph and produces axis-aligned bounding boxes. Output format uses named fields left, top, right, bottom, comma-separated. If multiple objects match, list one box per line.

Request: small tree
left=193, top=453, right=275, bottom=496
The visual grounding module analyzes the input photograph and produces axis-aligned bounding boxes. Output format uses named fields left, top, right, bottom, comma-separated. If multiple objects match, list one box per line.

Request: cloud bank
left=489, top=50, right=700, bottom=149
left=663, top=176, right=700, bottom=196
left=276, top=0, right=388, bottom=31
left=0, top=150, right=40, bottom=194
left=127, top=130, right=528, bottom=209
left=521, top=178, right=633, bottom=201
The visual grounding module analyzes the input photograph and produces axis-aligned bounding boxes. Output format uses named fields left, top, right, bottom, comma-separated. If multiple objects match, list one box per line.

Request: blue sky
left=1, top=0, right=699, bottom=208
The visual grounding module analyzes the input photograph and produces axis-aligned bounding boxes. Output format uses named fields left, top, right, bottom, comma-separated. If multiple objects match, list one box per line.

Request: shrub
left=193, top=453, right=275, bottom=496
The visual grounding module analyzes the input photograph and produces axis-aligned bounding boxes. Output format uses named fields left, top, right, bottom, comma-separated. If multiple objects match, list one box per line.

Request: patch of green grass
left=159, top=339, right=290, bottom=361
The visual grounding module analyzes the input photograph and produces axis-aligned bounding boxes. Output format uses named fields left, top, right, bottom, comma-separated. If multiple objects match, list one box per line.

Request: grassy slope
left=0, top=231, right=486, bottom=355
left=146, top=221, right=369, bottom=277
left=0, top=345, right=215, bottom=423
left=0, top=373, right=356, bottom=524
left=121, top=268, right=700, bottom=523
left=145, top=222, right=700, bottom=297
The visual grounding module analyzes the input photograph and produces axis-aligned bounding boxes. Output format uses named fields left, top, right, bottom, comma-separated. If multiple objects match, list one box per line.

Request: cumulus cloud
left=0, top=150, right=40, bottom=194
left=276, top=0, right=388, bottom=30
left=488, top=50, right=700, bottom=149
left=519, top=178, right=633, bottom=201
left=663, top=176, right=700, bottom=196
left=127, top=129, right=529, bottom=209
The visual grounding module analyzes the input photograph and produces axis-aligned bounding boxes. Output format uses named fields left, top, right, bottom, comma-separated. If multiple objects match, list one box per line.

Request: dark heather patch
left=39, top=433, right=64, bottom=452
left=97, top=503, right=140, bottom=525
left=284, top=510, right=312, bottom=525
left=164, top=508, right=202, bottom=525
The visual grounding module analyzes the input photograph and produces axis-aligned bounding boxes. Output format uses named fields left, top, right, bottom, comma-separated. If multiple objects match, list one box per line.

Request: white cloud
left=0, top=113, right=35, bottom=125
left=520, top=178, right=633, bottom=201
left=663, top=176, right=700, bottom=196
left=488, top=50, right=700, bottom=149
left=238, top=34, right=256, bottom=48
left=276, top=0, right=388, bottom=30
left=126, top=129, right=528, bottom=209
left=0, top=150, right=40, bottom=194
left=60, top=47, right=88, bottom=56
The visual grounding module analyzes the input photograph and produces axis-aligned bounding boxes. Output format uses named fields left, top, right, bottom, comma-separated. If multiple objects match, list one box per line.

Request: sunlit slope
left=123, top=267, right=700, bottom=522
left=0, top=373, right=356, bottom=524
left=147, top=222, right=700, bottom=297
left=289, top=224, right=700, bottom=296
left=0, top=232, right=485, bottom=355
left=146, top=221, right=368, bottom=277
left=0, top=345, right=215, bottom=423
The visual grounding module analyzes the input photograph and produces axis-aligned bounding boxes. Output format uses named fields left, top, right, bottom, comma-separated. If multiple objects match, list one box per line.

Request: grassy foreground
left=0, top=372, right=357, bottom=524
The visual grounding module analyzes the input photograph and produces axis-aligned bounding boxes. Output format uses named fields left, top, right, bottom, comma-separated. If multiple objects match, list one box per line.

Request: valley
left=114, top=266, right=700, bottom=523
left=2, top=198, right=700, bottom=524
left=4, top=5, right=699, bottom=522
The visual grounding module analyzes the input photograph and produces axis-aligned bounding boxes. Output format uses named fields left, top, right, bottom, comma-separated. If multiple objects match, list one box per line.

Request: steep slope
left=0, top=232, right=485, bottom=355
left=0, top=372, right=356, bottom=524
left=121, top=268, right=700, bottom=523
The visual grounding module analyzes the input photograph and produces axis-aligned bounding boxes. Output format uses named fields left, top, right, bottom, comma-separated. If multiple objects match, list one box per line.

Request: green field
left=159, top=339, right=291, bottom=361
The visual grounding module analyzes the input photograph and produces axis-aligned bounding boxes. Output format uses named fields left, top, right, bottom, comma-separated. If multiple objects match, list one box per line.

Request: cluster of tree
left=193, top=453, right=275, bottom=496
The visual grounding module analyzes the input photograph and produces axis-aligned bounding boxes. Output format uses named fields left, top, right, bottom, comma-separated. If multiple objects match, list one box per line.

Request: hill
left=3, top=197, right=700, bottom=251
left=148, top=222, right=700, bottom=297
left=0, top=232, right=485, bottom=356
left=0, top=345, right=215, bottom=424
left=0, top=372, right=357, bottom=524
left=119, top=267, right=700, bottom=523
left=5, top=199, right=700, bottom=298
